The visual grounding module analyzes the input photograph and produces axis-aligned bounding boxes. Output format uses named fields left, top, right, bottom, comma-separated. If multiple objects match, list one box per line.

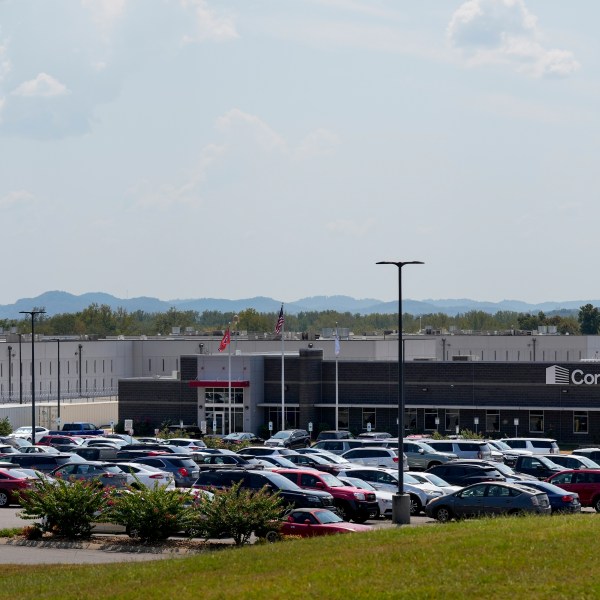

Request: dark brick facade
left=119, top=355, right=600, bottom=445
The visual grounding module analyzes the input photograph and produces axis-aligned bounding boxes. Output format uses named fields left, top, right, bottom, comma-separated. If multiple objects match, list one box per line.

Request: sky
left=1, top=1, right=599, bottom=306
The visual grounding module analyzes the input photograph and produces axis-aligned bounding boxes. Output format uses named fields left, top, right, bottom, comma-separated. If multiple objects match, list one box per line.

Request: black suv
left=264, top=429, right=311, bottom=449
left=193, top=468, right=335, bottom=510
left=426, top=463, right=505, bottom=486
left=1, top=453, right=85, bottom=473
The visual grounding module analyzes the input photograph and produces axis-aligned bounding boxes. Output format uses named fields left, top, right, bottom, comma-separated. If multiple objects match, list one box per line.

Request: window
left=362, top=409, right=375, bottom=431
left=529, top=411, right=544, bottom=432
left=337, top=407, right=349, bottom=430
left=405, top=408, right=417, bottom=431
left=446, top=410, right=459, bottom=432
left=574, top=411, right=588, bottom=434
left=424, top=409, right=439, bottom=431
left=486, top=410, right=499, bottom=433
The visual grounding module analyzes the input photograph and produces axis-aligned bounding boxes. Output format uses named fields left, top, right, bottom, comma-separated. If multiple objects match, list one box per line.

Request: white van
left=500, top=438, right=560, bottom=455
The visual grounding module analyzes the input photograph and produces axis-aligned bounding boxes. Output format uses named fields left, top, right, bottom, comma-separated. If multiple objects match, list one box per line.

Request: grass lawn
left=1, top=514, right=599, bottom=599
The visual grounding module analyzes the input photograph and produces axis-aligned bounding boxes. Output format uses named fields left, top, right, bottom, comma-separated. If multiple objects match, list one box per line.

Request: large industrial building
left=4, top=330, right=599, bottom=445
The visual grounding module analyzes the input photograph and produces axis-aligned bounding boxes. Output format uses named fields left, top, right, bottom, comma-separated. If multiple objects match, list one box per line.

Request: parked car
left=283, top=453, right=345, bottom=474
left=113, top=462, right=175, bottom=489
left=485, top=439, right=532, bottom=466
left=192, top=468, right=336, bottom=511
left=0, top=445, right=20, bottom=456
left=238, top=446, right=296, bottom=457
left=406, top=472, right=462, bottom=495
left=10, top=426, right=50, bottom=444
left=250, top=455, right=302, bottom=469
left=448, top=459, right=538, bottom=483
left=316, top=430, right=354, bottom=442
left=336, top=467, right=444, bottom=515
left=541, top=454, right=600, bottom=470
left=132, top=456, right=200, bottom=488
left=16, top=445, right=60, bottom=455
left=51, top=461, right=129, bottom=489
left=274, top=468, right=379, bottom=523
left=402, top=439, right=458, bottom=470
left=357, top=432, right=392, bottom=440
left=196, top=453, right=254, bottom=467
left=425, top=481, right=551, bottom=522
left=512, top=455, right=564, bottom=480
left=572, top=448, right=600, bottom=462
left=162, top=438, right=207, bottom=451
left=264, top=430, right=311, bottom=449
left=310, top=440, right=365, bottom=455
left=0, top=468, right=37, bottom=507
left=74, top=447, right=120, bottom=461
left=500, top=438, right=560, bottom=455
left=338, top=476, right=394, bottom=518
left=278, top=508, right=372, bottom=537
left=425, top=440, right=493, bottom=461
left=222, top=432, right=264, bottom=445
left=341, top=447, right=406, bottom=469
left=0, top=452, right=85, bottom=473
left=426, top=463, right=506, bottom=487
left=38, top=435, right=84, bottom=448
left=546, top=469, right=600, bottom=511
left=517, top=480, right=581, bottom=514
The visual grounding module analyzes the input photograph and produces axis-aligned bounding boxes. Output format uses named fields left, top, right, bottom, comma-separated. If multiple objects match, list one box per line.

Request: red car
left=0, top=468, right=35, bottom=507
left=38, top=435, right=83, bottom=448
left=279, top=508, right=373, bottom=537
left=547, top=469, right=600, bottom=511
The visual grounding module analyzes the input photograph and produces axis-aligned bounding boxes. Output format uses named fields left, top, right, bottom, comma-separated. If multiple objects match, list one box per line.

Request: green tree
left=578, top=304, right=600, bottom=335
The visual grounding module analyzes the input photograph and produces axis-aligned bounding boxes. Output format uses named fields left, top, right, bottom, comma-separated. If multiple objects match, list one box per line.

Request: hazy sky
left=1, top=1, right=598, bottom=306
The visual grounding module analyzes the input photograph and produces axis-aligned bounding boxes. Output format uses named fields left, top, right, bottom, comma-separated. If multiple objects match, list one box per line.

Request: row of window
left=0, top=359, right=115, bottom=378
left=360, top=408, right=589, bottom=435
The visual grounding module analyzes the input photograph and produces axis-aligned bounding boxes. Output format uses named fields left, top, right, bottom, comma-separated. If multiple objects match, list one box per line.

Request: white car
left=338, top=475, right=394, bottom=518
left=10, top=426, right=50, bottom=443
left=406, top=471, right=462, bottom=495
left=163, top=438, right=207, bottom=451
left=341, top=447, right=409, bottom=470
left=114, top=462, right=176, bottom=489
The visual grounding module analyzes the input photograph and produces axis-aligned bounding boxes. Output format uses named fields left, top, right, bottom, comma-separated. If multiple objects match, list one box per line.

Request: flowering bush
left=101, top=485, right=193, bottom=542
left=185, top=482, right=284, bottom=546
left=18, top=477, right=109, bottom=539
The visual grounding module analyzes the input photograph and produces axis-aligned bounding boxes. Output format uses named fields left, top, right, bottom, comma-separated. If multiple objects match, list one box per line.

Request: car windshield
left=314, top=510, right=343, bottom=524
left=342, top=477, right=376, bottom=491
left=403, top=474, right=420, bottom=485
left=271, top=432, right=291, bottom=440
left=416, top=442, right=437, bottom=452
left=492, top=463, right=516, bottom=476
left=490, top=440, right=511, bottom=451
left=319, top=473, right=345, bottom=487
left=422, top=473, right=452, bottom=487
left=262, top=472, right=302, bottom=491
left=315, top=454, right=348, bottom=464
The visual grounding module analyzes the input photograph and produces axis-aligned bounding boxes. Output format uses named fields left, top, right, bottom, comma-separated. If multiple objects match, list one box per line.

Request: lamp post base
left=392, top=493, right=411, bottom=525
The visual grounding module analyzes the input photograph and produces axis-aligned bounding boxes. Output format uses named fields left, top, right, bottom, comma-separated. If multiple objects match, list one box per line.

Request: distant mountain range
left=0, top=291, right=592, bottom=319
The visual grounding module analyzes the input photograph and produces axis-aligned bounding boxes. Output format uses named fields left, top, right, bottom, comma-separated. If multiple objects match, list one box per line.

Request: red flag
left=218, top=328, right=231, bottom=352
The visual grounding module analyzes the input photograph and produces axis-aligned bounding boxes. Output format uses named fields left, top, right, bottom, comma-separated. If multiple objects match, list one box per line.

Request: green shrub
left=102, top=486, right=193, bottom=542
left=0, top=416, right=12, bottom=436
left=186, top=482, right=285, bottom=546
left=18, top=477, right=109, bottom=539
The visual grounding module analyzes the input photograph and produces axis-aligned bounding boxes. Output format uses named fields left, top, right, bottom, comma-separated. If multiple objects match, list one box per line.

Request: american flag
left=275, top=304, right=285, bottom=335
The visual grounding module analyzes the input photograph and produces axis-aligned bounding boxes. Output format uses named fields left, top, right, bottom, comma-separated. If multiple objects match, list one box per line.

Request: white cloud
left=447, top=0, right=580, bottom=78
left=11, top=73, right=70, bottom=97
left=215, top=108, right=286, bottom=152
left=0, top=190, right=35, bottom=208
left=181, top=0, right=238, bottom=43
left=0, top=40, right=11, bottom=82
left=81, top=0, right=126, bottom=29
left=295, top=129, right=340, bottom=159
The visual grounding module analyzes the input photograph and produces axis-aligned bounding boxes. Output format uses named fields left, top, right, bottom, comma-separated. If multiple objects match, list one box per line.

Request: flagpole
left=281, top=316, right=285, bottom=431
left=335, top=322, right=339, bottom=431
left=228, top=323, right=232, bottom=435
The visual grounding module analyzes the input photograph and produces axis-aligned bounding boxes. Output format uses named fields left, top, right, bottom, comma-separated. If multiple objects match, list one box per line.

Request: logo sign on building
left=546, top=365, right=600, bottom=385
left=546, top=365, right=570, bottom=385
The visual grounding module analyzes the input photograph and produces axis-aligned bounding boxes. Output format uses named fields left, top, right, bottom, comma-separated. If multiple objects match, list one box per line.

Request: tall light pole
left=52, top=338, right=61, bottom=420
left=7, top=345, right=13, bottom=400
left=19, top=310, right=46, bottom=445
left=77, top=343, right=83, bottom=396
left=18, top=333, right=23, bottom=405
left=377, top=260, right=424, bottom=525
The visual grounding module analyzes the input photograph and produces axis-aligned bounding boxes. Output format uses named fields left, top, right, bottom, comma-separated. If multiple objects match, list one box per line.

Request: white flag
left=334, top=331, right=340, bottom=356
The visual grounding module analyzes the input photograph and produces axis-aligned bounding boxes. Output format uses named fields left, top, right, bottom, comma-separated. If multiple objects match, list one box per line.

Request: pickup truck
left=274, top=468, right=379, bottom=523
left=512, top=455, right=564, bottom=480
left=48, top=422, right=105, bottom=436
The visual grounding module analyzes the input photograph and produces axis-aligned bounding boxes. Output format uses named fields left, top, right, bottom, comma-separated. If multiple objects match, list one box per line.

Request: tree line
left=0, top=303, right=597, bottom=337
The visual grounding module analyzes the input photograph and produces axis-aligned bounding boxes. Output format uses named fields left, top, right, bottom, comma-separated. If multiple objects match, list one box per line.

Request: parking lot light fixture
left=376, top=260, right=424, bottom=525
left=19, top=310, right=46, bottom=445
